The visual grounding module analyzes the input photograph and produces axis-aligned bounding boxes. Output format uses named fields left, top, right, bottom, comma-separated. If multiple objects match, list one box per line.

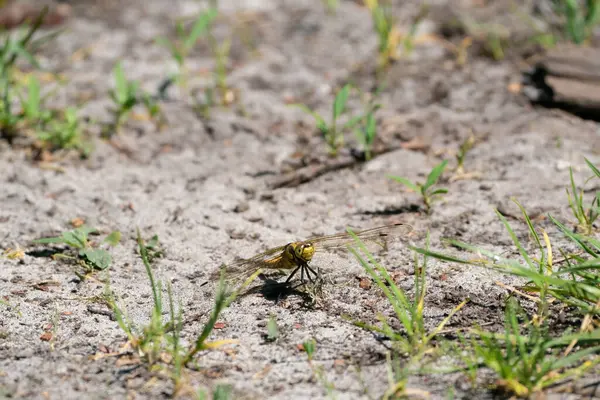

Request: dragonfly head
left=289, top=242, right=315, bottom=262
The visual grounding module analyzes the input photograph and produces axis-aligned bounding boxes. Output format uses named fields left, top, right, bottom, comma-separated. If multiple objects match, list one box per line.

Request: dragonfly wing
left=310, top=223, right=412, bottom=252
left=213, top=244, right=287, bottom=281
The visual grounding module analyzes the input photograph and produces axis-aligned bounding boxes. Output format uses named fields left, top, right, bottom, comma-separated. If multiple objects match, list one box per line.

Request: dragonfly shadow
left=236, top=275, right=320, bottom=305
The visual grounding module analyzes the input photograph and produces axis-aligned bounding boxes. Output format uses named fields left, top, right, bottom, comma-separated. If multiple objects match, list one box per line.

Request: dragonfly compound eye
left=297, top=243, right=315, bottom=261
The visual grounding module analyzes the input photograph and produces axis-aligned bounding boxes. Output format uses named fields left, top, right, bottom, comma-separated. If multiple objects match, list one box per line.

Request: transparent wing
left=212, top=244, right=287, bottom=281
left=308, top=223, right=412, bottom=252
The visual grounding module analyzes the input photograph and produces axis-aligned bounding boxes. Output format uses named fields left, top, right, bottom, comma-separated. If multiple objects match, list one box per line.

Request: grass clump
left=566, top=158, right=599, bottom=235
left=36, top=106, right=89, bottom=154
left=555, top=0, right=600, bottom=44
left=388, top=160, right=449, bottom=214
left=412, top=196, right=600, bottom=397
left=364, top=0, right=428, bottom=73
left=350, top=90, right=382, bottom=161
left=156, top=7, right=218, bottom=89
left=0, top=7, right=49, bottom=142
left=364, top=0, right=399, bottom=71
left=106, top=61, right=164, bottom=136
left=193, top=32, right=237, bottom=118
left=0, top=10, right=91, bottom=156
left=103, top=229, right=257, bottom=397
left=294, top=83, right=355, bottom=157
left=346, top=230, right=467, bottom=398
left=156, top=6, right=237, bottom=118
left=469, top=298, right=600, bottom=397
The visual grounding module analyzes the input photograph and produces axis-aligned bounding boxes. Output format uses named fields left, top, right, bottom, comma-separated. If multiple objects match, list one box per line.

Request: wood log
left=523, top=45, right=600, bottom=120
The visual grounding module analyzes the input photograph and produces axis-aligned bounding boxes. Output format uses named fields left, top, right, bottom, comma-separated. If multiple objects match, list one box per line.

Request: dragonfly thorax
left=287, top=242, right=315, bottom=263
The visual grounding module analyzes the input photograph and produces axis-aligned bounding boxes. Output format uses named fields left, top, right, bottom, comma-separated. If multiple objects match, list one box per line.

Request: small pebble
left=555, top=160, right=570, bottom=171
left=234, top=202, right=249, bottom=213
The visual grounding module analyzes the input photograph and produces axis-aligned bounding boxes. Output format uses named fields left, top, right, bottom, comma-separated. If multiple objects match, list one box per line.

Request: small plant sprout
left=37, top=108, right=91, bottom=155
left=109, top=61, right=139, bottom=131
left=10, top=75, right=91, bottom=156
left=566, top=158, right=600, bottom=235
left=301, top=338, right=336, bottom=397
left=34, top=226, right=120, bottom=276
left=402, top=4, right=429, bottom=58
left=156, top=8, right=218, bottom=88
left=206, top=34, right=236, bottom=107
left=294, top=83, right=354, bottom=156
left=107, top=61, right=164, bottom=135
left=355, top=111, right=376, bottom=161
left=352, top=102, right=381, bottom=161
left=0, top=16, right=87, bottom=155
left=455, top=134, right=476, bottom=175
left=364, top=0, right=400, bottom=71
left=388, top=160, right=449, bottom=214
left=213, top=38, right=232, bottom=104
left=0, top=6, right=56, bottom=142
left=18, top=75, right=52, bottom=124
left=302, top=338, right=317, bottom=360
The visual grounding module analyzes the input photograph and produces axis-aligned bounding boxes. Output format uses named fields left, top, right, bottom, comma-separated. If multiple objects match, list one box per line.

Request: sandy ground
left=1, top=0, right=599, bottom=399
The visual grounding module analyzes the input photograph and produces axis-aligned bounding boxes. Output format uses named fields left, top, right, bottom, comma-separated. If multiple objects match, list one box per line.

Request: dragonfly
left=214, top=223, right=412, bottom=285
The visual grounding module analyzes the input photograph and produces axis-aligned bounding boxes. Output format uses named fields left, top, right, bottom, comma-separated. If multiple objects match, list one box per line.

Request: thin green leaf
left=429, top=188, right=448, bottom=196
left=585, top=158, right=600, bottom=179
left=13, top=45, right=40, bottom=69
left=184, top=8, right=217, bottom=51
left=424, top=160, right=448, bottom=190
left=33, top=236, right=65, bottom=245
left=388, top=175, right=420, bottom=192
left=552, top=345, right=600, bottom=369
left=24, top=76, right=40, bottom=118
left=343, top=114, right=365, bottom=130
left=549, top=214, right=597, bottom=256
left=512, top=198, right=542, bottom=252
left=495, top=208, right=535, bottom=269
left=293, top=103, right=326, bottom=127
left=410, top=246, right=472, bottom=264
left=113, top=62, right=128, bottom=104
left=365, top=112, right=376, bottom=142
left=333, top=84, right=350, bottom=120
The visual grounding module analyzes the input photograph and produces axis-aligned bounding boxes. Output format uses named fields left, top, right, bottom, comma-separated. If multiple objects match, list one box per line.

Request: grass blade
left=333, top=84, right=350, bottom=120
left=388, top=175, right=420, bottom=192
left=424, top=160, right=447, bottom=190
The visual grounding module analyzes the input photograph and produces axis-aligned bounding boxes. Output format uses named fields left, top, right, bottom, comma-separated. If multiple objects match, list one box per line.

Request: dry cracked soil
left=1, top=0, right=600, bottom=399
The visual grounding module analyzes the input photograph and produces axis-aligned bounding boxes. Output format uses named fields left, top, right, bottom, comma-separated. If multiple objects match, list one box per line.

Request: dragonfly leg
left=285, top=265, right=301, bottom=283
left=306, top=264, right=319, bottom=281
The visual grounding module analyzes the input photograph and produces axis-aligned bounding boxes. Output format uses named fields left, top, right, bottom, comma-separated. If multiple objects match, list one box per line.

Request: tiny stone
left=555, top=160, right=571, bottom=171
left=234, top=202, right=250, bottom=213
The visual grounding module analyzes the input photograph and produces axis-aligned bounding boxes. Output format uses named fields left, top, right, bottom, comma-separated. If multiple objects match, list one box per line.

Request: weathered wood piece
left=523, top=45, right=600, bottom=120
